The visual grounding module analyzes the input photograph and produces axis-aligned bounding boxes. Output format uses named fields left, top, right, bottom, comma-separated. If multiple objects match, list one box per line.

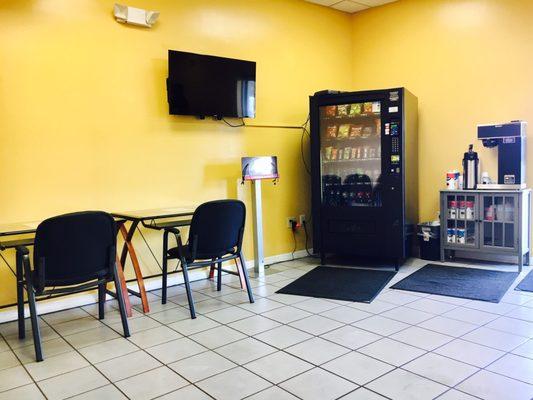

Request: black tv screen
left=167, top=50, right=256, bottom=119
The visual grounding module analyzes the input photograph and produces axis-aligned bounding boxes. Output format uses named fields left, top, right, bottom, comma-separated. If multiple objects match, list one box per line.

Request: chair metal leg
left=181, top=260, right=196, bottom=319
left=22, top=261, right=43, bottom=362
left=162, top=231, right=169, bottom=305
left=98, top=283, right=106, bottom=320
left=16, top=250, right=25, bottom=339
left=239, top=252, right=254, bottom=304
left=217, top=260, right=222, bottom=291
left=113, top=263, right=130, bottom=338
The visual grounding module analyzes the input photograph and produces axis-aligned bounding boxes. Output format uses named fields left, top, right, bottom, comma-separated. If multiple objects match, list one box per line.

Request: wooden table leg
left=115, top=255, right=132, bottom=317
left=118, top=221, right=150, bottom=313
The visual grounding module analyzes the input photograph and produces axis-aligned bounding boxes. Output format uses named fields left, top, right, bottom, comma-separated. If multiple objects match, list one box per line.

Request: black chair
left=17, top=211, right=130, bottom=362
left=161, top=200, right=254, bottom=318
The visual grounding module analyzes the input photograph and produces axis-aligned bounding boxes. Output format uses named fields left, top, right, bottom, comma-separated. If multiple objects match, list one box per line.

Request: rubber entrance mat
left=391, top=264, right=519, bottom=303
left=515, top=270, right=533, bottom=293
left=276, top=266, right=396, bottom=303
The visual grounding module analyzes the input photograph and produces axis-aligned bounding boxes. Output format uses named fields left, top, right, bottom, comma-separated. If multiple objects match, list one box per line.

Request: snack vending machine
left=310, top=88, right=418, bottom=268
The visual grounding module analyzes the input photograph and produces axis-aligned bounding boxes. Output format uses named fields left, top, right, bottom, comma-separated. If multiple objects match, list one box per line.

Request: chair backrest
left=33, top=211, right=116, bottom=289
left=188, top=200, right=246, bottom=259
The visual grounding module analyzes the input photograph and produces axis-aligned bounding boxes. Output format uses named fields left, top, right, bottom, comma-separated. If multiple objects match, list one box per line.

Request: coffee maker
left=477, top=121, right=527, bottom=190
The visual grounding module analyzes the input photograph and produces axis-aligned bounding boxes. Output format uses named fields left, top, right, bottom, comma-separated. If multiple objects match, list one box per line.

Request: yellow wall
left=351, top=0, right=533, bottom=222
left=0, top=0, right=353, bottom=306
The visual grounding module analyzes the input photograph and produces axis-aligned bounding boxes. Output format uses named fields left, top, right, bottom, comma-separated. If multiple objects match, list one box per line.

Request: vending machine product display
left=310, top=88, right=419, bottom=268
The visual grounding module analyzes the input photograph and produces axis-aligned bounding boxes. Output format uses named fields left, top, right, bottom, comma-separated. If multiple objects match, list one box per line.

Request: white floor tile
left=254, top=325, right=312, bottom=349
left=215, top=337, right=276, bottom=364
left=390, top=326, right=453, bottom=351
left=418, top=316, right=477, bottom=337
left=167, top=315, right=220, bottom=336
left=204, top=306, right=255, bottom=324
left=319, top=305, right=372, bottom=324
left=462, top=326, right=529, bottom=352
left=37, top=366, right=107, bottom=400
left=457, top=370, right=533, bottom=400
left=406, top=298, right=458, bottom=314
left=403, top=352, right=478, bottom=386
left=25, top=351, right=89, bottom=381
left=512, top=339, right=533, bottom=359
left=339, top=388, right=387, bottom=399
left=358, top=338, right=426, bottom=366
left=196, top=367, right=271, bottom=400
left=486, top=353, right=533, bottom=384
left=228, top=315, right=282, bottom=336
left=286, top=337, right=350, bottom=365
left=486, top=316, right=533, bottom=337
left=442, top=307, right=499, bottom=325
left=366, top=369, right=447, bottom=400
left=279, top=368, right=357, bottom=400
left=95, top=350, right=162, bottom=382
left=168, top=351, right=236, bottom=382
left=352, top=315, right=410, bottom=336
left=322, top=351, right=394, bottom=385
left=435, top=389, right=479, bottom=400
left=115, top=366, right=188, bottom=400
left=0, top=384, right=45, bottom=400
left=262, top=305, right=312, bottom=324
left=69, top=384, right=127, bottom=399
left=0, top=366, right=33, bottom=392
left=245, top=386, right=299, bottom=400
left=189, top=325, right=246, bottom=349
left=349, top=300, right=397, bottom=314
left=381, top=306, right=434, bottom=324
left=245, top=351, right=313, bottom=384
left=434, top=339, right=505, bottom=367
left=288, top=315, right=344, bottom=335
left=293, top=298, right=339, bottom=313
left=320, top=325, right=381, bottom=350
left=145, top=337, right=207, bottom=363
left=157, top=385, right=212, bottom=400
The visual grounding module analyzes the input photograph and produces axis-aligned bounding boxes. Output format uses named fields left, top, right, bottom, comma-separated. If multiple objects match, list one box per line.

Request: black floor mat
left=276, top=266, right=396, bottom=303
left=515, top=270, right=533, bottom=293
left=391, top=264, right=519, bottom=303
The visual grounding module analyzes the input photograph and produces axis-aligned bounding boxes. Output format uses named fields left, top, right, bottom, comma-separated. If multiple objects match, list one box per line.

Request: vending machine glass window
left=319, top=101, right=382, bottom=207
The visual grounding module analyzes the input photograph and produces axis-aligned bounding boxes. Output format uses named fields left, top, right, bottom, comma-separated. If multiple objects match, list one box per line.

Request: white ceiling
left=304, top=0, right=397, bottom=13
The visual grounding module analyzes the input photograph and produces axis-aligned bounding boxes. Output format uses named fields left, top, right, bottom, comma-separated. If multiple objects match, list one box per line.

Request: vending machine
left=310, top=88, right=418, bottom=268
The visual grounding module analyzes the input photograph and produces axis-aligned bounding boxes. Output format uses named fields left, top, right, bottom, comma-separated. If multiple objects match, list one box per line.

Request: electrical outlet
left=287, top=217, right=297, bottom=228
left=299, top=214, right=306, bottom=225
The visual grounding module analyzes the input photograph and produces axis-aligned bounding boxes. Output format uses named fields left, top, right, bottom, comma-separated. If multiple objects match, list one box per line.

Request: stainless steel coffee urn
left=462, top=144, right=479, bottom=189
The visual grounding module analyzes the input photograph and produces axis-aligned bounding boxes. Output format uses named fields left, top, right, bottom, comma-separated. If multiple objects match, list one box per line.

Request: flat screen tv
left=167, top=50, right=256, bottom=119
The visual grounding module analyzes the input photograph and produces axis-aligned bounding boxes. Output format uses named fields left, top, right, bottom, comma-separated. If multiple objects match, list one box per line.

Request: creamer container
left=447, top=228, right=456, bottom=243
left=458, top=201, right=467, bottom=219
left=466, top=201, right=475, bottom=220
left=448, top=201, right=457, bottom=219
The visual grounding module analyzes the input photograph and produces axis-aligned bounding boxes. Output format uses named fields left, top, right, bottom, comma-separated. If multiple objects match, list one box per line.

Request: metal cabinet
left=440, top=189, right=531, bottom=271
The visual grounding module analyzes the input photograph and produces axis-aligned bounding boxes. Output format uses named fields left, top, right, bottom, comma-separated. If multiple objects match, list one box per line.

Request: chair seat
left=167, top=245, right=236, bottom=261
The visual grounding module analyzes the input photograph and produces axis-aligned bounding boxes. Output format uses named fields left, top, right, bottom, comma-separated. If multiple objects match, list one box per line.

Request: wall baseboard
left=0, top=249, right=313, bottom=324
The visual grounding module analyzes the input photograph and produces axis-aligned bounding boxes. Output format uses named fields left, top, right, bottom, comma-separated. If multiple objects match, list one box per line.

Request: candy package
left=331, top=148, right=338, bottom=160
left=363, top=102, right=373, bottom=113
left=325, top=106, right=337, bottom=117
left=350, top=124, right=363, bottom=137
left=337, top=104, right=349, bottom=116
left=337, top=124, right=350, bottom=138
left=344, top=147, right=351, bottom=160
left=361, top=126, right=373, bottom=138
left=324, top=146, right=332, bottom=160
left=326, top=125, right=338, bottom=138
left=349, top=103, right=362, bottom=116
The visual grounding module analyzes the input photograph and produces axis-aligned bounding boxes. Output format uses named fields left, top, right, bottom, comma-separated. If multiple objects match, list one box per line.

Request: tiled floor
left=1, top=257, right=533, bottom=400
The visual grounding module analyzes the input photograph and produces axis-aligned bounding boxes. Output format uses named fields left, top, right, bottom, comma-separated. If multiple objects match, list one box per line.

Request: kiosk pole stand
left=251, top=179, right=265, bottom=276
